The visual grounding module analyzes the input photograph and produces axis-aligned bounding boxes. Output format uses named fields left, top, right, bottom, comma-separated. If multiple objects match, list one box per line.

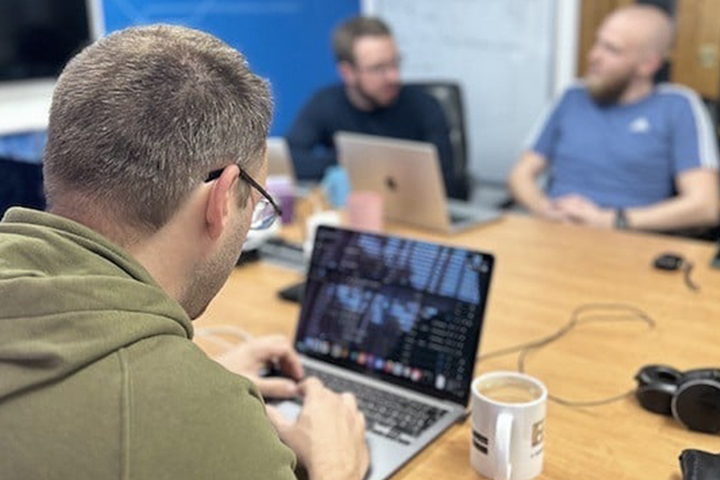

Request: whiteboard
left=367, top=0, right=556, bottom=184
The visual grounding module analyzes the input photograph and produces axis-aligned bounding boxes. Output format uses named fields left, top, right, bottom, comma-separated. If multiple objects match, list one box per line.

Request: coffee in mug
left=475, top=378, right=544, bottom=404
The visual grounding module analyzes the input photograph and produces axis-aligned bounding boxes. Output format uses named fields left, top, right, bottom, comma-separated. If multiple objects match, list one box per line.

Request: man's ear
left=205, top=164, right=240, bottom=240
left=639, top=53, right=663, bottom=78
left=338, top=61, right=356, bottom=84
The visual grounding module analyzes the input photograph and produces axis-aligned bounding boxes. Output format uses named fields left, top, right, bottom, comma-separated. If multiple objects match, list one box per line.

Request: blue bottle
left=321, top=166, right=351, bottom=208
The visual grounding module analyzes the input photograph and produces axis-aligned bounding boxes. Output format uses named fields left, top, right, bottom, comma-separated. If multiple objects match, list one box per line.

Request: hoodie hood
left=0, top=208, right=192, bottom=401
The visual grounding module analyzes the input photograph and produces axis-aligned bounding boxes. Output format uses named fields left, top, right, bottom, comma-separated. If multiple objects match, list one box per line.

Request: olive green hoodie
left=0, top=208, right=296, bottom=479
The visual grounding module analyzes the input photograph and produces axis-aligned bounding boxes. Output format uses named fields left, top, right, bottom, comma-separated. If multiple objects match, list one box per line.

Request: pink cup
left=347, top=191, right=384, bottom=232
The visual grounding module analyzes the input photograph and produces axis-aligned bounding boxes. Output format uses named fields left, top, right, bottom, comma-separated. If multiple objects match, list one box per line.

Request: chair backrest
left=0, top=156, right=45, bottom=216
left=406, top=81, right=469, bottom=199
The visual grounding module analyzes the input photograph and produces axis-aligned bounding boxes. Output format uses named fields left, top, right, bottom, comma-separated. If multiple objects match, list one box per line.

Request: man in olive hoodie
left=0, top=25, right=368, bottom=480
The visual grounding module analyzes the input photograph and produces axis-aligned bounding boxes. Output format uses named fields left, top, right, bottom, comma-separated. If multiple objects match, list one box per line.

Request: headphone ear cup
left=683, top=368, right=720, bottom=382
left=671, top=379, right=720, bottom=433
left=635, top=365, right=683, bottom=415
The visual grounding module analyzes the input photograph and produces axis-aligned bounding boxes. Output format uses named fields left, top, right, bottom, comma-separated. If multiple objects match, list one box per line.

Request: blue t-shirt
left=528, top=84, right=719, bottom=208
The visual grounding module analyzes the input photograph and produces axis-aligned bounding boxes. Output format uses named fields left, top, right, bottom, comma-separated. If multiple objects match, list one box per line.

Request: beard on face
left=354, top=78, right=400, bottom=110
left=180, top=217, right=246, bottom=320
left=585, top=70, right=633, bottom=106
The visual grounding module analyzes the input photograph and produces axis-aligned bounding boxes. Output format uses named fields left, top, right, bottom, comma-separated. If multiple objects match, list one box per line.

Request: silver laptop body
left=266, top=137, right=296, bottom=180
left=271, top=226, right=495, bottom=480
left=335, top=132, right=500, bottom=233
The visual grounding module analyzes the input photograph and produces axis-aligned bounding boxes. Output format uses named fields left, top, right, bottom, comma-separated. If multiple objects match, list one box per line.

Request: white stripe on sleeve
left=658, top=84, right=719, bottom=169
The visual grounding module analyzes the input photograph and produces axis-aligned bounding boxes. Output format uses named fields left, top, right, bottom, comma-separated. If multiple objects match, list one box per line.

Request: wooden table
left=197, top=214, right=720, bottom=480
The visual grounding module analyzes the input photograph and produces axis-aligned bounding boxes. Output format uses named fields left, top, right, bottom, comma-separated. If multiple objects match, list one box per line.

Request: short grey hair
left=43, top=24, right=273, bottom=233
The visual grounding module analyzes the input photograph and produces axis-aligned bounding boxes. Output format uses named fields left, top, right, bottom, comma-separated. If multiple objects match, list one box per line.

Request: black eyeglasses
left=205, top=166, right=283, bottom=230
left=354, top=55, right=402, bottom=76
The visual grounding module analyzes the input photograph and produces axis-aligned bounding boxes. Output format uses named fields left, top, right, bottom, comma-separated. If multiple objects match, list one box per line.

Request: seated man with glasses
left=286, top=16, right=465, bottom=199
left=0, top=25, right=369, bottom=480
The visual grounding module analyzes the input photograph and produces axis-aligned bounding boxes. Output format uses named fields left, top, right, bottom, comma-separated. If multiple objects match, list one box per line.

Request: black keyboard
left=449, top=212, right=470, bottom=223
left=258, top=238, right=306, bottom=270
left=303, top=365, right=447, bottom=444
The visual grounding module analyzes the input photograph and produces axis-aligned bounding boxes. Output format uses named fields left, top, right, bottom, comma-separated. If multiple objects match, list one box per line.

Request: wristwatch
left=614, top=208, right=630, bottom=230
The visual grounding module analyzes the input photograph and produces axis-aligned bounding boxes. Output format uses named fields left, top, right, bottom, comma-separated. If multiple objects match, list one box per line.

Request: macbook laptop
left=266, top=137, right=296, bottom=181
left=335, top=132, right=501, bottom=233
left=270, top=225, right=494, bottom=480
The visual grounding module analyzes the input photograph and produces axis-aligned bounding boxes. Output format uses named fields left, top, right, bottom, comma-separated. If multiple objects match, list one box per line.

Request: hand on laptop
left=267, top=377, right=370, bottom=480
left=214, top=335, right=304, bottom=398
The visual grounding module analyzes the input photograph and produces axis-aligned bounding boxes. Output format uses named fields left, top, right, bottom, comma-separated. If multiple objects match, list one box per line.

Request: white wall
left=364, top=0, right=581, bottom=185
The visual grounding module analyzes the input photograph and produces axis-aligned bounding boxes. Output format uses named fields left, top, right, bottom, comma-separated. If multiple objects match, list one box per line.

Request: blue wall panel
left=102, top=0, right=359, bottom=135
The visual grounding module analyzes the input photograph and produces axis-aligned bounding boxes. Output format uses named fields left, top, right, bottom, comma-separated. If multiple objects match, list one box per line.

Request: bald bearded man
left=509, top=5, right=719, bottom=233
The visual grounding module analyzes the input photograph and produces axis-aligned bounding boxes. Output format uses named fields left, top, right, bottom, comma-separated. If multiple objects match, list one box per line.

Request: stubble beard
left=181, top=228, right=244, bottom=320
left=354, top=80, right=400, bottom=110
left=586, top=72, right=633, bottom=106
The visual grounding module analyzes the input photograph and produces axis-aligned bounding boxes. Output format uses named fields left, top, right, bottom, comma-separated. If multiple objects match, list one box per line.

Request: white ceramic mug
left=303, top=210, right=341, bottom=259
left=470, top=371, right=547, bottom=480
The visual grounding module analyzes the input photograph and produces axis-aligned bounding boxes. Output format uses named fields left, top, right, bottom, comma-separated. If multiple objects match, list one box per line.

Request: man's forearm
left=624, top=196, right=719, bottom=231
left=509, top=171, right=551, bottom=214
left=508, top=151, right=554, bottom=215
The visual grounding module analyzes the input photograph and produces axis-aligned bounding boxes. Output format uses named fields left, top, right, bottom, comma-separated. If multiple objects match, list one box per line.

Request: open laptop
left=266, top=137, right=296, bottom=181
left=335, top=132, right=501, bottom=233
left=270, top=225, right=494, bottom=480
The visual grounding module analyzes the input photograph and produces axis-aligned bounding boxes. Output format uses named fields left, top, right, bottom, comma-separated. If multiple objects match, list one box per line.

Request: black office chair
left=0, top=156, right=45, bottom=217
left=407, top=81, right=470, bottom=200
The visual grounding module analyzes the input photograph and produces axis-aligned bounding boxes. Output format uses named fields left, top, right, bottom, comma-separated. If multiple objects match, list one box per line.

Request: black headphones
left=635, top=365, right=720, bottom=434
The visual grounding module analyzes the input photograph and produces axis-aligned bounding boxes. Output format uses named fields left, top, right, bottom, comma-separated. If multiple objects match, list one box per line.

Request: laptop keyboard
left=258, top=238, right=307, bottom=271
left=449, top=212, right=470, bottom=223
left=303, top=365, right=448, bottom=445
